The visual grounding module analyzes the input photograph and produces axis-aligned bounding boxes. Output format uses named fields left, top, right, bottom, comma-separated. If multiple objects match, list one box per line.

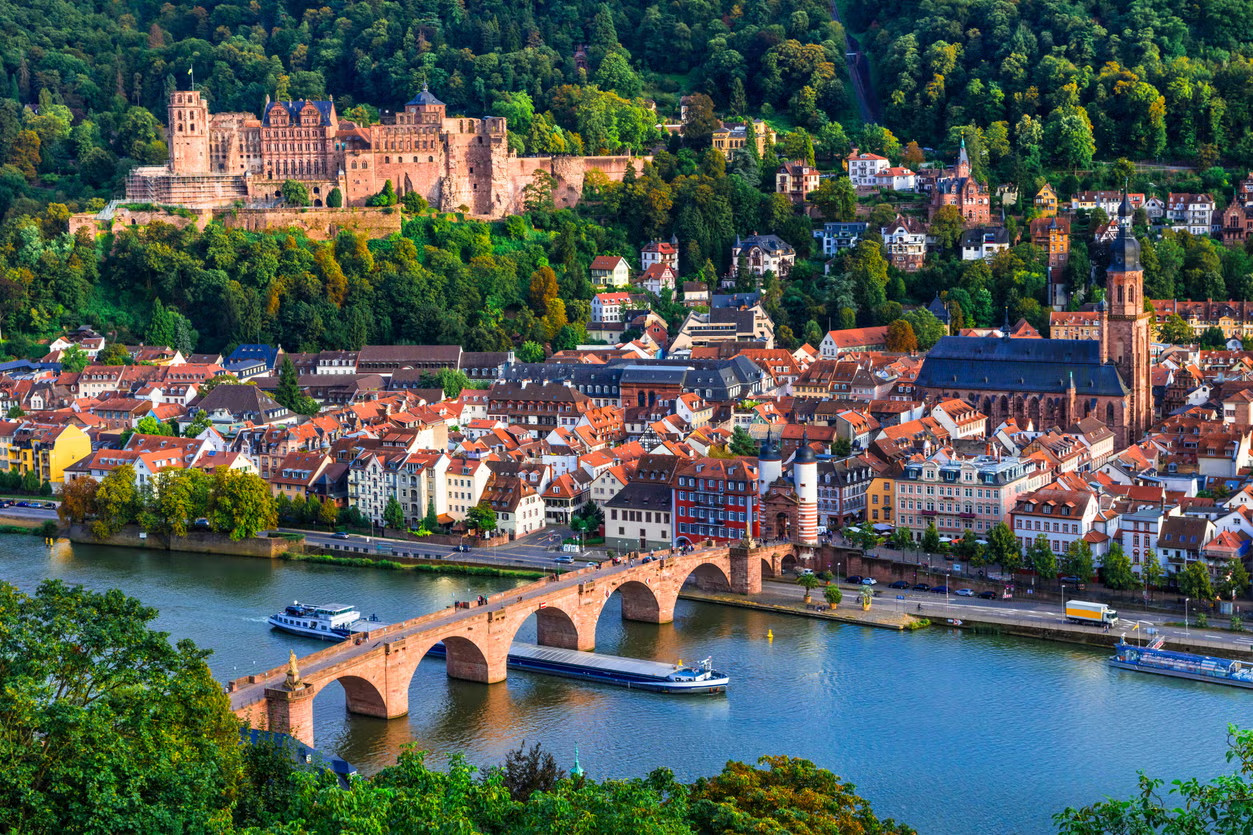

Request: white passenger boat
left=267, top=601, right=383, bottom=641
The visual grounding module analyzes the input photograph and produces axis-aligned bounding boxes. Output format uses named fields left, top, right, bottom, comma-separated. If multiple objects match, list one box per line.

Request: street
left=288, top=526, right=608, bottom=571
left=773, top=576, right=1253, bottom=654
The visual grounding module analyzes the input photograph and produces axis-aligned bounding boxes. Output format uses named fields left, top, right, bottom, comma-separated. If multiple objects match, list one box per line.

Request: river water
left=2, top=537, right=1247, bottom=834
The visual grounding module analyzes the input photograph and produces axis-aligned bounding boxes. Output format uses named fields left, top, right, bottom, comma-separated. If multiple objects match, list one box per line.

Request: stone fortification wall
left=220, top=207, right=401, bottom=240
left=67, top=524, right=301, bottom=558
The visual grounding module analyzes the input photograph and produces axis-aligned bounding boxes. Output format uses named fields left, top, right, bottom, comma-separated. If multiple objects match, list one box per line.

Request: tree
left=1178, top=560, right=1215, bottom=601
left=197, top=375, right=239, bottom=396
left=987, top=522, right=1019, bottom=572
left=1156, top=313, right=1194, bottom=344
left=516, top=340, right=545, bottom=363
left=1199, top=325, right=1228, bottom=349
left=467, top=501, right=498, bottom=535
left=383, top=496, right=405, bottom=532
left=797, top=572, right=821, bottom=603
left=954, top=530, right=984, bottom=565
left=318, top=497, right=338, bottom=529
left=419, top=368, right=471, bottom=398
left=206, top=469, right=276, bottom=541
left=1101, top=542, right=1137, bottom=591
left=93, top=465, right=139, bottom=538
left=422, top=498, right=439, bottom=533
left=498, top=741, right=565, bottom=803
left=327, top=187, right=343, bottom=208
left=57, top=476, right=98, bottom=525
left=728, top=426, right=757, bottom=456
left=824, top=584, right=843, bottom=608
left=922, top=522, right=941, bottom=553
left=890, top=527, right=915, bottom=551
left=274, top=356, right=303, bottom=411
left=1142, top=548, right=1164, bottom=596
left=1063, top=539, right=1095, bottom=582
left=1027, top=535, right=1058, bottom=581
left=522, top=169, right=557, bottom=214
left=689, top=755, right=915, bottom=834
left=5, top=406, right=23, bottom=419
left=930, top=204, right=965, bottom=250
left=98, top=343, right=129, bottom=365
left=1055, top=725, right=1253, bottom=833
left=144, top=468, right=210, bottom=537
left=1046, top=103, right=1096, bottom=171
left=529, top=266, right=560, bottom=312
left=184, top=410, right=212, bottom=438
left=0, top=580, right=242, bottom=833
left=682, top=94, right=718, bottom=147
left=810, top=177, right=856, bottom=222
left=832, top=437, right=853, bottom=457
left=281, top=179, right=311, bottom=207
left=885, top=319, right=918, bottom=352
left=901, top=309, right=947, bottom=349
left=1217, top=557, right=1252, bottom=601
left=59, top=343, right=88, bottom=373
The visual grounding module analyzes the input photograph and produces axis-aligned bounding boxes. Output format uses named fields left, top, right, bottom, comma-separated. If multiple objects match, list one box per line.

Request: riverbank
left=284, top=551, right=547, bottom=580
left=678, top=587, right=918, bottom=630
left=65, top=524, right=301, bottom=558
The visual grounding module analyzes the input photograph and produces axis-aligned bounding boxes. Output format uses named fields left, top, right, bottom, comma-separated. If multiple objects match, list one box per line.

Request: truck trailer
left=1065, top=600, right=1118, bottom=625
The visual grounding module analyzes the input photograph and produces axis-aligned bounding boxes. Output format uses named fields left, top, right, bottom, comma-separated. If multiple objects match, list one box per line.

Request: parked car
left=977, top=591, right=997, bottom=600
left=930, top=585, right=950, bottom=594
left=912, top=583, right=931, bottom=591
left=641, top=556, right=655, bottom=563
left=42, top=502, right=55, bottom=509
left=861, top=577, right=877, bottom=586
left=0, top=500, right=11, bottom=508
left=888, top=580, right=911, bottom=589
left=15, top=501, right=30, bottom=508
left=454, top=543, right=472, bottom=552
left=585, top=561, right=599, bottom=569
left=955, top=588, right=974, bottom=597
left=799, top=568, right=814, bottom=576
left=331, top=531, right=350, bottom=539
left=846, top=575, right=864, bottom=585
left=553, top=555, right=574, bottom=564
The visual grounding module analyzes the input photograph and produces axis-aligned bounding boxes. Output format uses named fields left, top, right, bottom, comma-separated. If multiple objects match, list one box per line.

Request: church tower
left=792, top=431, right=818, bottom=546
left=954, top=135, right=971, bottom=180
left=168, top=90, right=209, bottom=175
left=1102, top=194, right=1153, bottom=444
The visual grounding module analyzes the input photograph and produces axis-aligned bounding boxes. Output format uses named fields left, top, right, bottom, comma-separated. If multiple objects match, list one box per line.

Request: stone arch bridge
left=229, top=541, right=793, bottom=746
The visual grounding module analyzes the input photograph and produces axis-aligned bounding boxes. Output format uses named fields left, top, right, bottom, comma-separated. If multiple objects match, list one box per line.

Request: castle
left=915, top=195, right=1152, bottom=448
left=126, top=87, right=645, bottom=219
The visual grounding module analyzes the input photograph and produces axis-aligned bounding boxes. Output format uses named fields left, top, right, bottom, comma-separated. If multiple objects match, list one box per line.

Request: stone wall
left=67, top=524, right=301, bottom=558
left=68, top=206, right=209, bottom=237
left=220, top=207, right=402, bottom=240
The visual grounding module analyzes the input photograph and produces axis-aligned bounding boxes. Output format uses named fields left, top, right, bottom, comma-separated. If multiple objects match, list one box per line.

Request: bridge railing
left=227, top=545, right=732, bottom=695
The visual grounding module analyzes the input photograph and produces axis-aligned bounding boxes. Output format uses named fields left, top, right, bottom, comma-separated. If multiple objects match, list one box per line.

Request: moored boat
left=267, top=601, right=383, bottom=641
left=426, top=641, right=730, bottom=694
left=1108, top=642, right=1253, bottom=689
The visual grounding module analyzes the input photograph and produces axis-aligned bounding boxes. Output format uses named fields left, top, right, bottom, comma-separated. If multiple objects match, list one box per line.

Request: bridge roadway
left=229, top=540, right=794, bottom=746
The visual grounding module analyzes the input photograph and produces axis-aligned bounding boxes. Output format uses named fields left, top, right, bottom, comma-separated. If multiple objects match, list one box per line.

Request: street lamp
left=946, top=571, right=951, bottom=608
left=1185, top=597, right=1190, bottom=637
left=837, top=562, right=842, bottom=585
left=1061, top=584, right=1066, bottom=619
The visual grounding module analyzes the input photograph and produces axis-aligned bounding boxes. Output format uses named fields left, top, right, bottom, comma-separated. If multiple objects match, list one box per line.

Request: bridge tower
left=265, top=651, right=316, bottom=747
left=793, top=430, right=818, bottom=546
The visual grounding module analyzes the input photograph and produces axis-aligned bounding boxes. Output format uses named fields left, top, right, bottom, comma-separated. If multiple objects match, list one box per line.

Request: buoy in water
left=767, top=629, right=774, bottom=641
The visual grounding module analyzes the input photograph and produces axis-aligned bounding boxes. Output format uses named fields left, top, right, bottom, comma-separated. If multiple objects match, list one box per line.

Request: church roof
left=916, top=337, right=1128, bottom=397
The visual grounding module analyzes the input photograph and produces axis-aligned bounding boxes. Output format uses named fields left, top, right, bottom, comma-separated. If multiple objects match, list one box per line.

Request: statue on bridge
left=284, top=650, right=304, bottom=690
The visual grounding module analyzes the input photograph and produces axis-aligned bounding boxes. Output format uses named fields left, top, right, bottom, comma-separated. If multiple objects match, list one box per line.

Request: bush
left=36, top=520, right=59, bottom=539
left=1232, top=615, right=1244, bottom=632
left=1195, top=612, right=1209, bottom=628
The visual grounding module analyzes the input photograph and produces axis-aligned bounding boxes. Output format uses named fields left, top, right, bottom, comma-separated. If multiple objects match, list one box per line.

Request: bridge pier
left=265, top=684, right=316, bottom=748
left=444, top=635, right=508, bottom=684
left=535, top=606, right=596, bottom=651
left=729, top=542, right=764, bottom=594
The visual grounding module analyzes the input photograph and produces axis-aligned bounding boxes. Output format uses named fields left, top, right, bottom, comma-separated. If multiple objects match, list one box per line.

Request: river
left=2, top=536, right=1246, bottom=834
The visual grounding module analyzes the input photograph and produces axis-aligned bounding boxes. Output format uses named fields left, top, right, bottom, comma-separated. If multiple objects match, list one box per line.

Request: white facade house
left=1166, top=193, right=1216, bottom=235
left=591, top=292, right=633, bottom=324
left=847, top=149, right=889, bottom=187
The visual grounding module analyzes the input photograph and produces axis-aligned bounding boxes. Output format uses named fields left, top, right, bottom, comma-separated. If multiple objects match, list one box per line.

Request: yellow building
left=1034, top=183, right=1058, bottom=217
left=867, top=471, right=896, bottom=526
left=711, top=120, right=776, bottom=159
left=4, top=423, right=92, bottom=489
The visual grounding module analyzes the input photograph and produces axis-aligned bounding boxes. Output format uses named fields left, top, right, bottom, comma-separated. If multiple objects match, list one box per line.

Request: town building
left=1166, top=193, right=1216, bottom=235
left=729, top=234, right=796, bottom=281
left=928, top=139, right=991, bottom=226
left=960, top=226, right=1011, bottom=261
left=710, top=120, right=775, bottom=159
left=847, top=149, right=889, bottom=187
left=590, top=256, right=631, bottom=286
left=1034, top=184, right=1058, bottom=217
left=812, top=222, right=868, bottom=258
left=641, top=236, right=680, bottom=273
left=819, top=327, right=889, bottom=359
left=1011, top=486, right=1100, bottom=554
left=1049, top=311, right=1102, bottom=341
left=881, top=214, right=927, bottom=271
left=775, top=160, right=820, bottom=203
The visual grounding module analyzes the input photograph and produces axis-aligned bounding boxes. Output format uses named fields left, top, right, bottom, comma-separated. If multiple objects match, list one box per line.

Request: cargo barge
left=1109, top=642, right=1253, bottom=689
left=426, top=641, right=729, bottom=694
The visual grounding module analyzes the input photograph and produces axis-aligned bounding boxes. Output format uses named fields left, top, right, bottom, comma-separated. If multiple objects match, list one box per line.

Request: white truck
left=1065, top=600, right=1118, bottom=626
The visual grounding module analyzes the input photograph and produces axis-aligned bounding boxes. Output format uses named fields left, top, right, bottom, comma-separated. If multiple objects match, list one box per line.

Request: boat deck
left=509, top=642, right=690, bottom=677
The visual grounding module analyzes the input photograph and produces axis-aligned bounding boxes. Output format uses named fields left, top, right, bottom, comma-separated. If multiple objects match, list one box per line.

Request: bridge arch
left=682, top=560, right=733, bottom=592
left=502, top=600, right=596, bottom=652
left=334, top=673, right=389, bottom=718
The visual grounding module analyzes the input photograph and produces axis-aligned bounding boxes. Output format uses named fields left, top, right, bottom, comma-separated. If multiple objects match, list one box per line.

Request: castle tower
left=757, top=431, right=781, bottom=496
left=1102, top=194, right=1153, bottom=444
left=168, top=90, right=209, bottom=175
left=792, top=430, right=818, bottom=545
